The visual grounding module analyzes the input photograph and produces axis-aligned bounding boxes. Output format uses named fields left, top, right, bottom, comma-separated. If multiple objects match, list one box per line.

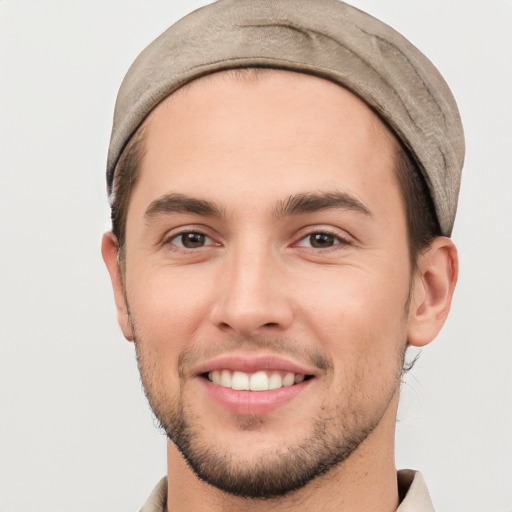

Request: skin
left=102, top=70, right=458, bottom=512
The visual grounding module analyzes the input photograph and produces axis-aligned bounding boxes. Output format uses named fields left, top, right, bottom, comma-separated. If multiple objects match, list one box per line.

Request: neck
left=165, top=398, right=400, bottom=512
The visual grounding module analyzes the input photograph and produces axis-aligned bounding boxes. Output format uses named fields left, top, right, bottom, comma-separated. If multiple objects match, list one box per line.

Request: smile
left=207, top=369, right=308, bottom=391
left=195, top=355, right=317, bottom=414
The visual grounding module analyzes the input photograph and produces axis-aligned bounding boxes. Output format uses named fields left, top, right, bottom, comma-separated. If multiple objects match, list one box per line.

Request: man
left=101, top=0, right=463, bottom=510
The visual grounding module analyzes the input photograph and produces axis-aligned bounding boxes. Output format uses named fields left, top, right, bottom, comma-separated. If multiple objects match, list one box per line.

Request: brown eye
left=309, top=233, right=336, bottom=248
left=175, top=232, right=207, bottom=248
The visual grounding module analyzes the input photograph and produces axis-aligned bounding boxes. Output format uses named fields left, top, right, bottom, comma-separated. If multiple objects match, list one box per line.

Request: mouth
left=194, top=355, right=317, bottom=415
left=204, top=369, right=313, bottom=391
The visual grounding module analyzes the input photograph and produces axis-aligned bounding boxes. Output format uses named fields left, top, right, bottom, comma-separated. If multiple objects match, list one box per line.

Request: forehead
left=149, top=69, right=397, bottom=145
left=129, top=70, right=401, bottom=219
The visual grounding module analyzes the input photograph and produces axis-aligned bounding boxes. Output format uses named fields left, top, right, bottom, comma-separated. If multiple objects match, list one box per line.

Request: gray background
left=0, top=1, right=511, bottom=510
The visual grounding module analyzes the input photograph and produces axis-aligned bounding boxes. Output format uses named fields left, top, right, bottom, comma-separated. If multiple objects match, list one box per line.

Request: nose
left=209, top=246, right=294, bottom=336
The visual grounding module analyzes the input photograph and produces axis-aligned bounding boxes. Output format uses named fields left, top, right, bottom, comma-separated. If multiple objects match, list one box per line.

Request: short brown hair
left=110, top=124, right=146, bottom=261
left=393, top=144, right=442, bottom=267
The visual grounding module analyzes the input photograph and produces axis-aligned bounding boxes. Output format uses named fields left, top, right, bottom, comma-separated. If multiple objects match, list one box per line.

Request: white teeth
left=249, top=371, right=269, bottom=391
left=268, top=372, right=283, bottom=390
left=282, top=372, right=295, bottom=387
left=231, top=371, right=250, bottom=390
left=210, top=370, right=221, bottom=385
left=220, top=369, right=232, bottom=387
left=208, top=370, right=307, bottom=391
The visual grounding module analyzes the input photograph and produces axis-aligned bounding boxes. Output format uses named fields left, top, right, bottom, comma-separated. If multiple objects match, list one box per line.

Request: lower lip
left=200, top=378, right=312, bottom=415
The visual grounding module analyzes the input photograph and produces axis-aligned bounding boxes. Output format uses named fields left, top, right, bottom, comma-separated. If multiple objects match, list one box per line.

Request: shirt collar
left=397, top=470, right=436, bottom=512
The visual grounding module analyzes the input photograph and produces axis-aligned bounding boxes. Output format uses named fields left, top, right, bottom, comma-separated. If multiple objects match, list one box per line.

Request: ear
left=407, top=237, right=458, bottom=347
left=101, top=232, right=134, bottom=341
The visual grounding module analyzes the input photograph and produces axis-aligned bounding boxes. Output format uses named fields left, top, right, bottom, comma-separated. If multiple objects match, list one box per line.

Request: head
left=102, top=0, right=463, bottom=501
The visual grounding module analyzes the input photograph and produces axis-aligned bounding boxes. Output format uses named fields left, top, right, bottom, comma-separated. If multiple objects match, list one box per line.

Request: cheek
left=296, top=264, right=410, bottom=361
left=126, top=267, right=214, bottom=357
left=299, top=272, right=407, bottom=409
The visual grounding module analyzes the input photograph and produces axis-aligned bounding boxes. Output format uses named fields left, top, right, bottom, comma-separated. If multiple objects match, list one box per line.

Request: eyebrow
left=144, top=190, right=372, bottom=223
left=144, top=193, right=224, bottom=221
left=273, top=191, right=372, bottom=218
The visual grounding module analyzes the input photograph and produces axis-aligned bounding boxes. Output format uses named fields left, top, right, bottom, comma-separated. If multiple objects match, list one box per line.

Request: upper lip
left=193, top=353, right=318, bottom=377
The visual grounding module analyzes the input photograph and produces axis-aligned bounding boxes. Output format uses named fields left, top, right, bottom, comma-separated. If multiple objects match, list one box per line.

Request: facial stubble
left=131, top=317, right=409, bottom=500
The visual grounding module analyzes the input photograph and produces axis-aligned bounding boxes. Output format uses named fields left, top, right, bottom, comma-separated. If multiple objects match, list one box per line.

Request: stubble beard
left=132, top=328, right=407, bottom=500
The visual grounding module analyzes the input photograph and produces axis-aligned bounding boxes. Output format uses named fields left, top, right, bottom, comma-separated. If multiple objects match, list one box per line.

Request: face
left=116, top=71, right=417, bottom=497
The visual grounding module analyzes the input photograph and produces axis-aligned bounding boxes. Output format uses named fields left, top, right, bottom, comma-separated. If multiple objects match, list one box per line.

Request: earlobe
left=101, top=232, right=134, bottom=341
left=407, top=237, right=458, bottom=347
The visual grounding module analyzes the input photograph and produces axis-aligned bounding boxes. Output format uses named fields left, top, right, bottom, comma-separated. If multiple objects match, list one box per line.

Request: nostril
left=263, top=322, right=278, bottom=327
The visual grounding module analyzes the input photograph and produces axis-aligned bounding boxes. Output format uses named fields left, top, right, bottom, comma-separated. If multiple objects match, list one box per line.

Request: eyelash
left=293, top=230, right=351, bottom=251
left=164, top=228, right=351, bottom=254
left=165, top=230, right=218, bottom=251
